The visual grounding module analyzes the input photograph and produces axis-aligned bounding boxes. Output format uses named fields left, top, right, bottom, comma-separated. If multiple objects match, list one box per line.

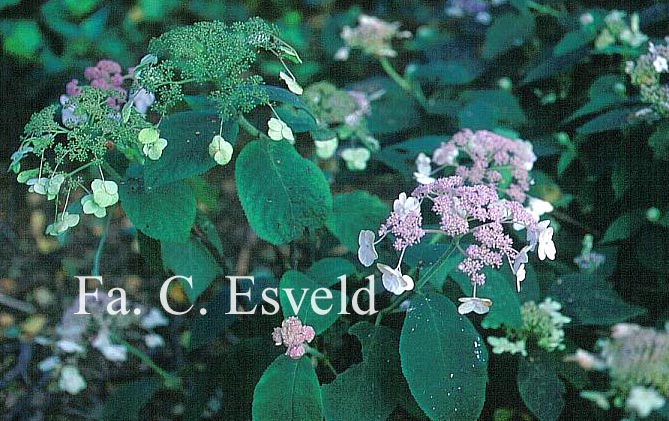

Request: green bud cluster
left=140, top=18, right=289, bottom=120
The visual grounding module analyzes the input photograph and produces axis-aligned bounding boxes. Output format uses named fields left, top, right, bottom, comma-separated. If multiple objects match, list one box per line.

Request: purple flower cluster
left=272, top=316, right=316, bottom=359
left=378, top=209, right=425, bottom=250
left=431, top=129, right=536, bottom=202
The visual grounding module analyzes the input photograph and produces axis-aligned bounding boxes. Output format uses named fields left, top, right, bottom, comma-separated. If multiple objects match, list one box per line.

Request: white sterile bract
left=376, top=263, right=414, bottom=295
left=91, top=179, right=119, bottom=208
left=59, top=365, right=86, bottom=395
left=357, top=230, right=378, bottom=267
left=267, top=117, right=295, bottom=142
left=393, top=192, right=420, bottom=220
left=143, top=137, right=168, bottom=160
left=626, top=386, right=666, bottom=418
left=314, top=138, right=339, bottom=159
left=279, top=71, right=304, bottom=95
left=81, top=194, right=107, bottom=218
left=45, top=212, right=80, bottom=236
left=457, top=297, right=492, bottom=315
left=138, top=127, right=168, bottom=160
left=208, top=135, right=234, bottom=166
left=537, top=224, right=556, bottom=261
left=341, top=147, right=371, bottom=171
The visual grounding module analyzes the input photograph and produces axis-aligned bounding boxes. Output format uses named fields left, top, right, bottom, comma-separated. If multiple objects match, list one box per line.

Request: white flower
left=59, top=365, right=86, bottom=395
left=376, top=263, right=414, bottom=295
left=208, top=135, right=234, bottom=166
left=92, top=331, right=127, bottom=362
left=565, top=349, right=606, bottom=371
left=60, top=95, right=86, bottom=126
left=56, top=339, right=85, bottom=354
left=267, top=117, right=295, bottom=142
left=393, top=192, right=420, bottom=220
left=81, top=194, right=106, bottom=218
left=487, top=336, right=527, bottom=356
left=130, top=88, right=155, bottom=114
left=626, top=386, right=666, bottom=418
left=457, top=297, right=492, bottom=315
left=145, top=333, right=165, bottom=348
left=475, top=11, right=491, bottom=25
left=334, top=47, right=350, bottom=61
left=415, top=153, right=431, bottom=175
left=580, top=391, right=610, bottom=410
left=46, top=212, right=80, bottom=236
left=91, top=179, right=119, bottom=208
left=537, top=224, right=556, bottom=261
left=527, top=197, right=554, bottom=219
left=314, top=138, right=338, bottom=159
left=341, top=147, right=371, bottom=171
left=279, top=71, right=303, bottom=95
left=653, top=56, right=669, bottom=73
left=413, top=153, right=435, bottom=184
left=38, top=356, right=61, bottom=372
left=141, top=308, right=169, bottom=330
left=514, top=264, right=526, bottom=292
left=357, top=230, right=378, bottom=267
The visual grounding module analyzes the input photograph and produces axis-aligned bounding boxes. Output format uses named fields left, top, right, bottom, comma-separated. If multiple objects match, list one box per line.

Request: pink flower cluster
left=378, top=209, right=425, bottom=250
left=272, top=316, right=316, bottom=359
left=413, top=175, right=536, bottom=285
left=431, top=129, right=536, bottom=202
left=66, top=60, right=128, bottom=109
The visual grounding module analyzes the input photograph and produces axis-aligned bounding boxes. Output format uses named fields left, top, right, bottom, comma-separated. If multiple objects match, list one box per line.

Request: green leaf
left=2, top=20, right=42, bottom=58
left=144, top=111, right=238, bottom=188
left=601, top=209, right=645, bottom=244
left=279, top=270, right=345, bottom=335
left=101, top=378, right=163, bottom=421
left=557, top=150, right=576, bottom=177
left=326, top=191, right=389, bottom=252
left=161, top=237, right=222, bottom=303
left=306, top=257, right=356, bottom=287
left=261, top=85, right=316, bottom=119
left=404, top=243, right=462, bottom=290
left=120, top=177, right=196, bottom=243
left=457, top=90, right=527, bottom=130
left=451, top=267, right=522, bottom=329
left=252, top=355, right=323, bottom=421
left=236, top=139, right=332, bottom=245
left=189, top=286, right=235, bottom=349
left=482, top=13, right=535, bottom=59
left=322, top=322, right=404, bottom=421
left=376, top=135, right=446, bottom=176
left=400, top=292, right=488, bottom=421
left=553, top=29, right=596, bottom=56
left=565, top=75, right=628, bottom=122
left=410, top=59, right=484, bottom=86
left=517, top=355, right=565, bottom=421
left=276, top=104, right=319, bottom=133
left=576, top=107, right=638, bottom=135
left=548, top=273, right=646, bottom=325
left=0, top=0, right=21, bottom=11
left=522, top=47, right=590, bottom=84
left=648, top=120, right=669, bottom=161
left=636, top=226, right=669, bottom=274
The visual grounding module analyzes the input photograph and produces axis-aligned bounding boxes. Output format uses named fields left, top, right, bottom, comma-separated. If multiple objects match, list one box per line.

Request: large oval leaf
left=322, top=322, right=403, bottom=421
left=518, top=355, right=565, bottom=421
left=252, top=355, right=323, bottom=421
left=120, top=177, right=196, bottom=243
left=236, top=139, right=332, bottom=245
left=400, top=292, right=488, bottom=421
